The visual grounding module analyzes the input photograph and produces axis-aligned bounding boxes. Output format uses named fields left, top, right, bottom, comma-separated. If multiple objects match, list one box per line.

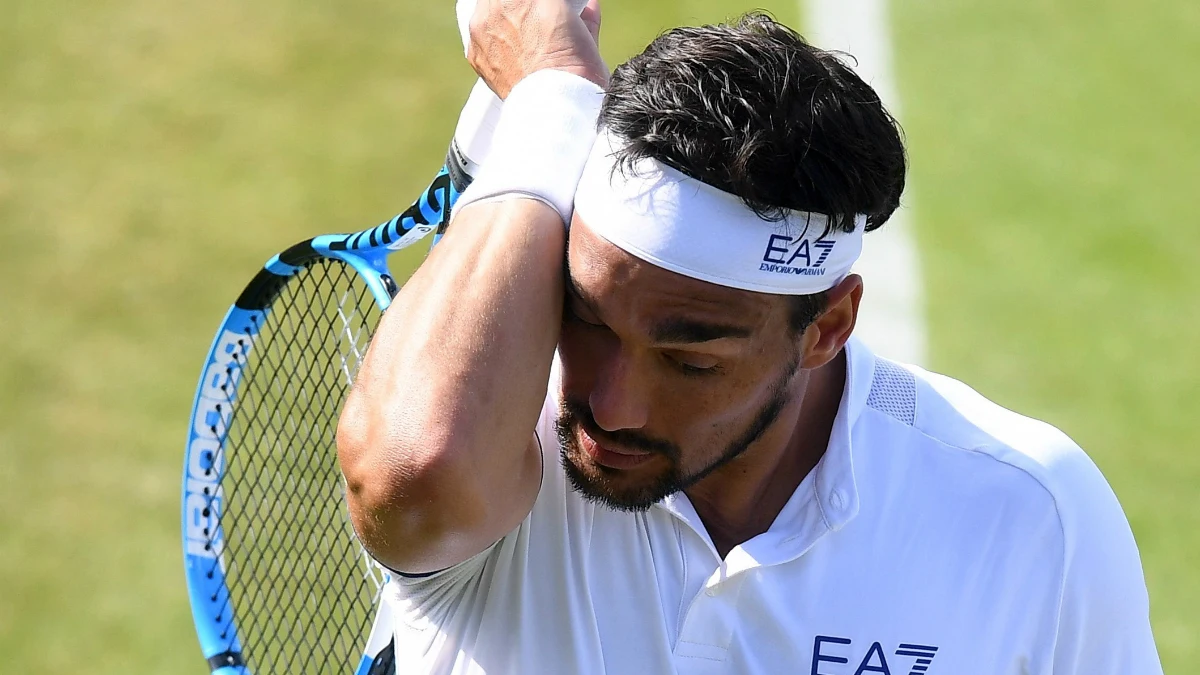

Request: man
left=337, top=0, right=1163, bottom=672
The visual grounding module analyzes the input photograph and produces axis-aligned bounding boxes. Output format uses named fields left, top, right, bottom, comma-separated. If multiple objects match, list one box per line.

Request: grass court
left=0, top=0, right=1195, bottom=671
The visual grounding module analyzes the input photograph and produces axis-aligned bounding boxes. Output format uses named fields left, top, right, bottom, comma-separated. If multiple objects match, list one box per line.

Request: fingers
left=466, top=0, right=609, bottom=99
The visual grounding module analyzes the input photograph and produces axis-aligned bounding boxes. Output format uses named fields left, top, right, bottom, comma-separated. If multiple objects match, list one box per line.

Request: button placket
left=674, top=568, right=747, bottom=665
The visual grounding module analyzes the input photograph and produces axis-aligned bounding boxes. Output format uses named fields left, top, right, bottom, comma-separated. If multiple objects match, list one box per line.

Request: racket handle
left=451, top=0, right=592, bottom=172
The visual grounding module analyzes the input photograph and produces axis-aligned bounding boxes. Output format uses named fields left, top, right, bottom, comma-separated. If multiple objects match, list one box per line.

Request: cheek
left=653, top=394, right=735, bottom=446
left=648, top=370, right=779, bottom=448
left=559, top=322, right=785, bottom=451
left=557, top=321, right=607, bottom=395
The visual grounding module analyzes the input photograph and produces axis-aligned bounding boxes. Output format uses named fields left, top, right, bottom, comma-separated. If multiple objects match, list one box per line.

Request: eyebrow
left=649, top=318, right=754, bottom=345
left=565, top=262, right=753, bottom=345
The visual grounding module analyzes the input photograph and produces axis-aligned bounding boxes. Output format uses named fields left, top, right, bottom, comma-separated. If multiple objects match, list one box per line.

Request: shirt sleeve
left=1050, top=446, right=1163, bottom=674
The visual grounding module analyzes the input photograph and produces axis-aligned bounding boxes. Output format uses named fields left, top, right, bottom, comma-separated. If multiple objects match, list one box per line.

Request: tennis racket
left=183, top=1, right=594, bottom=670
left=181, top=147, right=472, bottom=674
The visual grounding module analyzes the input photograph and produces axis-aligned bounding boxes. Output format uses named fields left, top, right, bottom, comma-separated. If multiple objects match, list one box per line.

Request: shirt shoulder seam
left=885, top=411, right=1070, bottom=654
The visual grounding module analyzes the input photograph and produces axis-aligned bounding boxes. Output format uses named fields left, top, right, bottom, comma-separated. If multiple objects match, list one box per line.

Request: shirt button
left=830, top=489, right=847, bottom=510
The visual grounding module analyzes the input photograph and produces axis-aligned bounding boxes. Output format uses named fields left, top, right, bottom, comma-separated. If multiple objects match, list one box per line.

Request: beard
left=554, top=357, right=799, bottom=512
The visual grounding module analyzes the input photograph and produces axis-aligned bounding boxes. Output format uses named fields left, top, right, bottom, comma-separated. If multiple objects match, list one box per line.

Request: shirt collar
left=657, top=337, right=877, bottom=570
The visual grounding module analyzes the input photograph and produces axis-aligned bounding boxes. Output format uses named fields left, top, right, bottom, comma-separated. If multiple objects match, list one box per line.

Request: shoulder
left=867, top=358, right=1158, bottom=662
left=889, top=362, right=1153, bottom=638
left=853, top=346, right=1143, bottom=581
left=853, top=348, right=1112, bottom=532
left=898, top=363, right=1123, bottom=543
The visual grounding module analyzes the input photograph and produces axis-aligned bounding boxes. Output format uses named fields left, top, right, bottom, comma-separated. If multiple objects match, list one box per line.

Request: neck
left=684, top=349, right=847, bottom=559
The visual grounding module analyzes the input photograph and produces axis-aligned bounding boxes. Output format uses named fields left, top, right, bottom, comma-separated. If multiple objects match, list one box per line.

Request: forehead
left=567, top=215, right=779, bottom=330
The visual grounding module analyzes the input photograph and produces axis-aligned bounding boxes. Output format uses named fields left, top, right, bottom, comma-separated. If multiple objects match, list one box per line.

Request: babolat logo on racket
left=184, top=328, right=255, bottom=560
left=759, top=233, right=836, bottom=276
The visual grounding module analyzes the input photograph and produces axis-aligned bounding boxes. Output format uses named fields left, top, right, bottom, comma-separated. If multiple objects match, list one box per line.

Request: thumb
left=580, top=0, right=602, bottom=44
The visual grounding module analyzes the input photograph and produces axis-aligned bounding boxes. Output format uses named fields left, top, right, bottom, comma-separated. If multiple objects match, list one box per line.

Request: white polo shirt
left=384, top=337, right=1161, bottom=674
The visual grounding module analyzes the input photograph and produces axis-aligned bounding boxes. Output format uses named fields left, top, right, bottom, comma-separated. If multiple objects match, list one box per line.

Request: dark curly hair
left=598, top=13, right=908, bottom=331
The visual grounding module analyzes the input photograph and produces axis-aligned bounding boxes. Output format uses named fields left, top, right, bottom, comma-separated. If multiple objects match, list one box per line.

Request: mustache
left=559, top=397, right=680, bottom=459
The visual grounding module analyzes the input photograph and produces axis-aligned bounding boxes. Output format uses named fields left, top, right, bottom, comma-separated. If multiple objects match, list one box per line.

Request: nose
left=588, top=348, right=650, bottom=433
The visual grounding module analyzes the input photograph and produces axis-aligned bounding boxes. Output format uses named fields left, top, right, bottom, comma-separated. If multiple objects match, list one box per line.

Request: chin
left=559, top=446, right=678, bottom=513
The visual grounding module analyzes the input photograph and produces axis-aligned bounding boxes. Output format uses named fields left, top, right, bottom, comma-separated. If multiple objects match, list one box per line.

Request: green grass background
left=0, top=0, right=1193, bottom=672
left=896, top=0, right=1199, bottom=663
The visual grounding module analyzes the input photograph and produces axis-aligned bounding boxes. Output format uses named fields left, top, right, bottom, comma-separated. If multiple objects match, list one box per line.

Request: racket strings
left=207, top=258, right=385, bottom=673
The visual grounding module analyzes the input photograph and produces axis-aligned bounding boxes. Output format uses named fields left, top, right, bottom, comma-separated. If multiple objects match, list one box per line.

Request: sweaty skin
left=337, top=0, right=607, bottom=575
left=336, top=0, right=860, bottom=570
left=558, top=218, right=861, bottom=556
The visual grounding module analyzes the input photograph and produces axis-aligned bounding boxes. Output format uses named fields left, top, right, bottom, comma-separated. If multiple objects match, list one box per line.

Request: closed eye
left=665, top=352, right=722, bottom=377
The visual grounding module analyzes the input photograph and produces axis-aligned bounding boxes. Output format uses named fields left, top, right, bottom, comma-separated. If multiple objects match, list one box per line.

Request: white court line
left=803, top=0, right=927, bottom=366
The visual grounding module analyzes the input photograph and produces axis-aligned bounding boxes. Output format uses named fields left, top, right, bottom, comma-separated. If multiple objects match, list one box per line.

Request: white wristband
left=452, top=79, right=504, bottom=175
left=453, top=69, right=605, bottom=225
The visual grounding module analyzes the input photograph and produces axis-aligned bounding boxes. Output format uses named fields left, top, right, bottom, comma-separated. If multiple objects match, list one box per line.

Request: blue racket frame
left=182, top=161, right=465, bottom=674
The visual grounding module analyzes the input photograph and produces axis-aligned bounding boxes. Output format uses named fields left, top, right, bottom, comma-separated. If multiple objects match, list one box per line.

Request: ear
left=800, top=274, right=863, bottom=370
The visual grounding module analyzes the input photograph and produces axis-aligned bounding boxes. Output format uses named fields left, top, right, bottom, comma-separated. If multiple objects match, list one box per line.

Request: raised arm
left=336, top=0, right=607, bottom=574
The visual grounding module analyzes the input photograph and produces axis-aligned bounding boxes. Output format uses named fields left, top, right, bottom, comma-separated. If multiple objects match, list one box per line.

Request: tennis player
left=337, top=1, right=1163, bottom=672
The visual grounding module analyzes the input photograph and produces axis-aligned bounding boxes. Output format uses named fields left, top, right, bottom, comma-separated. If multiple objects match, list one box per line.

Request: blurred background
left=1, top=0, right=1195, bottom=672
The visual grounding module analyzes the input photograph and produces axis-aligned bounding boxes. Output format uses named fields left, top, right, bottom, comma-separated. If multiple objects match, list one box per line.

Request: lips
left=578, top=429, right=654, bottom=470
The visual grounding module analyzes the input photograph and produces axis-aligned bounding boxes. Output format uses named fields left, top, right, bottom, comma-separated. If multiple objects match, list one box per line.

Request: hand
left=467, top=0, right=607, bottom=99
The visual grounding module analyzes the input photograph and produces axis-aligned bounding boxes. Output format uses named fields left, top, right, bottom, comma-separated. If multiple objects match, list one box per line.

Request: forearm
left=348, top=198, right=563, bottom=469
left=337, top=0, right=607, bottom=572
left=338, top=199, right=563, bottom=567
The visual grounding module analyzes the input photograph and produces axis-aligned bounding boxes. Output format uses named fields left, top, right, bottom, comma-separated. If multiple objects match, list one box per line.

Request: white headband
left=573, top=130, right=866, bottom=295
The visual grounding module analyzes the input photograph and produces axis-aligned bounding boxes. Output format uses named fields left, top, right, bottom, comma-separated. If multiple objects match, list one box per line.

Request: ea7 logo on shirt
left=760, top=233, right=836, bottom=276
left=812, top=636, right=939, bottom=675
